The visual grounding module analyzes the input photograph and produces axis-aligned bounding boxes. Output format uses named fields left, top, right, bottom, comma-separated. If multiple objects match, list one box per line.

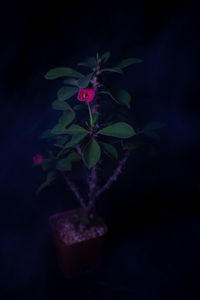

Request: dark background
left=1, top=0, right=200, bottom=299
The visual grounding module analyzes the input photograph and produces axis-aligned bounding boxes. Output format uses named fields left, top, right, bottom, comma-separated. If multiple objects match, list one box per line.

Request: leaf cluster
left=35, top=51, right=166, bottom=193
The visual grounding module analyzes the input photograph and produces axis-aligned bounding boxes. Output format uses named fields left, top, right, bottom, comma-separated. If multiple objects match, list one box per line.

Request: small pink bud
left=77, top=88, right=95, bottom=103
left=33, top=154, right=43, bottom=164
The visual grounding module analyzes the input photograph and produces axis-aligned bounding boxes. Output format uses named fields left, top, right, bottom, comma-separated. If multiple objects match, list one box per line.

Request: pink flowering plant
left=34, top=52, right=165, bottom=227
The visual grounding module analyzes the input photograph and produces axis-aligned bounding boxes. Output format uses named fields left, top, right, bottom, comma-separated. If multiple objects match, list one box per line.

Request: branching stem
left=94, top=150, right=131, bottom=199
left=63, top=173, right=87, bottom=210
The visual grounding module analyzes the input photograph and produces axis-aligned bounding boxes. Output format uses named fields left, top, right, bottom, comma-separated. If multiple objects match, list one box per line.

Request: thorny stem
left=62, top=146, right=87, bottom=209
left=85, top=62, right=102, bottom=213
left=94, top=150, right=131, bottom=199
left=86, top=165, right=98, bottom=213
left=63, top=173, right=87, bottom=210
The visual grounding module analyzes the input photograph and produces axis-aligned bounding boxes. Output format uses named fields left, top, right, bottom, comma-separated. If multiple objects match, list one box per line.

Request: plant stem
left=86, top=165, right=98, bottom=213
left=94, top=150, right=131, bottom=199
left=63, top=173, right=87, bottom=210
left=87, top=102, right=93, bottom=128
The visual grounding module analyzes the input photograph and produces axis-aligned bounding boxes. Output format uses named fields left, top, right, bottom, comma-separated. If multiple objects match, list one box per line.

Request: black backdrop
left=1, top=1, right=200, bottom=299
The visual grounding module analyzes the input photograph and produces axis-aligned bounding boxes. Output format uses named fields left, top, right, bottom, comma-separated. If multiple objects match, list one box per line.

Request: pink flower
left=77, top=88, right=95, bottom=103
left=33, top=154, right=43, bottom=164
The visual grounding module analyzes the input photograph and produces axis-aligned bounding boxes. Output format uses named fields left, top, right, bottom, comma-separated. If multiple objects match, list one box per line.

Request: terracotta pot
left=49, top=208, right=108, bottom=278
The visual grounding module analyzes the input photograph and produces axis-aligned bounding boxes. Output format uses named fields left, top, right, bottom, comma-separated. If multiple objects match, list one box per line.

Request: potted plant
left=33, top=51, right=165, bottom=278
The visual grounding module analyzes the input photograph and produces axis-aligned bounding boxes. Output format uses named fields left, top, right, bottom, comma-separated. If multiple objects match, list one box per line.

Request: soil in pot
left=49, top=209, right=108, bottom=278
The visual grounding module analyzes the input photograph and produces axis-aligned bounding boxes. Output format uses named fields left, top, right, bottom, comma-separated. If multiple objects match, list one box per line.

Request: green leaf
left=100, top=88, right=131, bottom=108
left=40, top=129, right=53, bottom=139
left=56, top=151, right=81, bottom=171
left=85, top=121, right=90, bottom=129
left=56, top=148, right=70, bottom=159
left=83, top=140, right=101, bottom=169
left=36, top=171, right=56, bottom=194
left=57, top=86, right=79, bottom=101
left=52, top=99, right=72, bottom=111
left=100, top=142, right=118, bottom=160
left=101, top=51, right=111, bottom=64
left=77, top=62, right=92, bottom=67
left=58, top=111, right=75, bottom=127
left=56, top=136, right=69, bottom=145
left=85, top=57, right=96, bottom=67
left=51, top=124, right=68, bottom=135
left=73, top=103, right=86, bottom=111
left=96, top=52, right=101, bottom=64
left=92, top=113, right=99, bottom=126
left=98, top=122, right=135, bottom=138
left=77, top=72, right=95, bottom=88
left=112, top=88, right=131, bottom=108
left=77, top=56, right=97, bottom=68
left=64, top=131, right=88, bottom=148
left=65, top=124, right=87, bottom=134
left=56, top=157, right=71, bottom=171
left=84, top=57, right=96, bottom=67
left=100, top=67, right=123, bottom=74
left=117, top=58, right=143, bottom=69
left=41, top=158, right=53, bottom=171
left=143, top=122, right=166, bottom=131
left=63, top=78, right=78, bottom=86
left=44, top=67, right=84, bottom=80
left=100, top=90, right=118, bottom=102
left=67, top=151, right=81, bottom=162
left=80, top=216, right=90, bottom=225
